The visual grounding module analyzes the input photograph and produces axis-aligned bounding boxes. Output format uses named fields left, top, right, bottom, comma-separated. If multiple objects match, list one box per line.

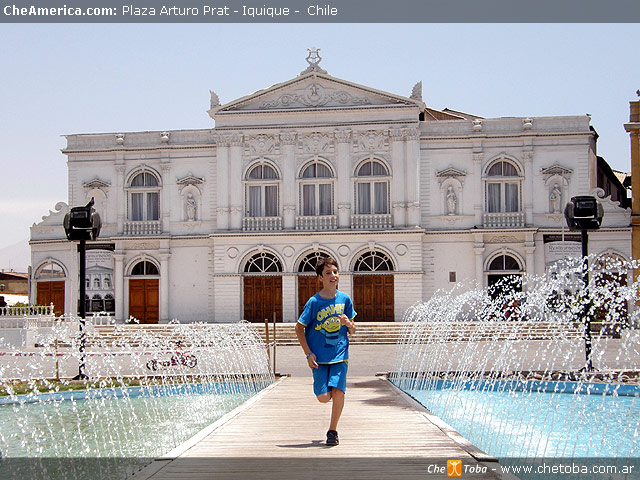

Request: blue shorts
left=312, top=361, right=348, bottom=396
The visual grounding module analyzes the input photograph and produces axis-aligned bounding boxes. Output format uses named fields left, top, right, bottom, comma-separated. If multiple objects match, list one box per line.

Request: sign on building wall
left=86, top=244, right=115, bottom=314
left=543, top=234, right=581, bottom=269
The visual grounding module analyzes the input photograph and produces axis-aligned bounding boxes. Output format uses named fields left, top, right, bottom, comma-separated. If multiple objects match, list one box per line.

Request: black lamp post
left=63, top=198, right=101, bottom=380
left=564, top=195, right=604, bottom=372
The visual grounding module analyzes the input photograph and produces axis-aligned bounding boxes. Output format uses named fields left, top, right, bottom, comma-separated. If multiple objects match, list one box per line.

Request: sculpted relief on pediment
left=258, top=82, right=372, bottom=110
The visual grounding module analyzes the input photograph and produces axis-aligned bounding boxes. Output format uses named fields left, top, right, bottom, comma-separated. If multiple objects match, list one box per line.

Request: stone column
left=389, top=129, right=406, bottom=227
left=228, top=134, right=244, bottom=230
left=160, top=162, right=171, bottom=233
left=473, top=233, right=485, bottom=288
left=335, top=130, right=352, bottom=228
left=215, top=136, right=230, bottom=230
left=524, top=232, right=536, bottom=279
left=113, top=250, right=125, bottom=322
left=159, top=249, right=171, bottom=323
left=472, top=152, right=484, bottom=226
left=282, top=274, right=297, bottom=322
left=281, top=132, right=297, bottom=229
left=405, top=128, right=421, bottom=227
left=523, top=150, right=534, bottom=226
left=115, top=164, right=126, bottom=234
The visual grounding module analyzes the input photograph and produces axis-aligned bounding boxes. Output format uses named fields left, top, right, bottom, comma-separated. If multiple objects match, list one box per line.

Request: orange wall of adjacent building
left=628, top=100, right=640, bottom=266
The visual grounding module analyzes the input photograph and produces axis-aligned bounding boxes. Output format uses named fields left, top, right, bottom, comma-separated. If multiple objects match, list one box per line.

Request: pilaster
left=113, top=251, right=125, bottom=322
left=229, top=134, right=244, bottom=230
left=335, top=130, right=352, bottom=228
left=281, top=132, right=297, bottom=229
left=215, top=135, right=230, bottom=230
left=389, top=128, right=406, bottom=227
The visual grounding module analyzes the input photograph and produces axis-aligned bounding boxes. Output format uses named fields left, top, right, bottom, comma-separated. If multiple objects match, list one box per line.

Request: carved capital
left=389, top=128, right=405, bottom=142
left=279, top=132, right=298, bottom=145
left=334, top=130, right=352, bottom=144
left=472, top=153, right=484, bottom=164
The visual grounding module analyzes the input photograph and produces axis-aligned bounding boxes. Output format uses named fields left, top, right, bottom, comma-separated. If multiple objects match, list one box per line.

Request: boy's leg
left=327, top=361, right=348, bottom=431
left=329, top=387, right=344, bottom=431
left=313, top=364, right=332, bottom=403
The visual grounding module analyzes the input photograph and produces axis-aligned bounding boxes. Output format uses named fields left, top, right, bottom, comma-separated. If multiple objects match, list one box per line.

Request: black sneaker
left=326, top=429, right=339, bottom=446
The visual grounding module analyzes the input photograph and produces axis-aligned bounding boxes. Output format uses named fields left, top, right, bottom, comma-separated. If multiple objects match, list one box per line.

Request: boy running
left=295, top=256, right=356, bottom=446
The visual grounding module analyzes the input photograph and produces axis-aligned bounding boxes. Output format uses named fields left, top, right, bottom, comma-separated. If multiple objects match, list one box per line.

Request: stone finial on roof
left=410, top=81, right=422, bottom=102
left=300, top=47, right=327, bottom=75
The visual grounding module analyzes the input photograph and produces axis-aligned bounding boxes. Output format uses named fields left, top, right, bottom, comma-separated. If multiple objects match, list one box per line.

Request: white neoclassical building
left=29, top=52, right=631, bottom=323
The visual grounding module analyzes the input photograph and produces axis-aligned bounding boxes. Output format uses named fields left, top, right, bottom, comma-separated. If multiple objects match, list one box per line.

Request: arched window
left=246, top=163, right=279, bottom=217
left=36, top=261, right=65, bottom=279
left=298, top=252, right=330, bottom=272
left=131, top=261, right=159, bottom=276
left=486, top=253, right=523, bottom=296
left=485, top=160, right=521, bottom=213
left=354, top=251, right=394, bottom=272
left=355, top=159, right=390, bottom=215
left=127, top=170, right=160, bottom=221
left=244, top=252, right=282, bottom=273
left=300, top=161, right=334, bottom=216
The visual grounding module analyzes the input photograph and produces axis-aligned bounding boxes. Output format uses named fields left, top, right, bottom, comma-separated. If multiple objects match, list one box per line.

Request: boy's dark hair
left=315, top=256, right=338, bottom=277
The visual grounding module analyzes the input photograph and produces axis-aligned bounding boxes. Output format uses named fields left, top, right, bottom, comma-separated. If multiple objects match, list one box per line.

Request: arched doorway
left=243, top=252, right=283, bottom=323
left=486, top=253, right=523, bottom=299
left=35, top=261, right=66, bottom=316
left=128, top=260, right=159, bottom=324
left=297, top=252, right=330, bottom=316
left=353, top=251, right=394, bottom=322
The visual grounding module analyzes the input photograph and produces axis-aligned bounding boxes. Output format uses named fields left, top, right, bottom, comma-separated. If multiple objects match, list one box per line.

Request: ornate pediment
left=210, top=73, right=424, bottom=116
left=435, top=167, right=467, bottom=185
left=83, top=178, right=111, bottom=189
left=540, top=164, right=573, bottom=180
left=176, top=173, right=204, bottom=186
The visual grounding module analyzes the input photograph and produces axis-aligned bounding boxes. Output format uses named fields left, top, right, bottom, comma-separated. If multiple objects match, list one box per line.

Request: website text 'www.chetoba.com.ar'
left=425, top=459, right=638, bottom=478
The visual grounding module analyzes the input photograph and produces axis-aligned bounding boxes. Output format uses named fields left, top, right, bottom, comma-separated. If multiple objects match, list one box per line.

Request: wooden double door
left=36, top=281, right=65, bottom=316
left=353, top=275, right=394, bottom=322
left=243, top=276, right=282, bottom=323
left=129, top=279, right=159, bottom=324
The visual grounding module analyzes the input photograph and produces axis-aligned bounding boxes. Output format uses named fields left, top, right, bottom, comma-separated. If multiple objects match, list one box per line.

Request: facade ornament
left=299, top=47, right=328, bottom=75
left=160, top=132, right=170, bottom=143
left=541, top=164, right=573, bottom=182
left=472, top=119, right=483, bottom=132
left=279, top=132, right=297, bottom=145
left=160, top=163, right=171, bottom=173
left=486, top=235, right=519, bottom=244
left=185, top=192, right=197, bottom=221
left=435, top=167, right=467, bottom=185
left=446, top=185, right=457, bottom=215
left=302, top=133, right=332, bottom=153
left=176, top=173, right=204, bottom=186
left=358, top=130, right=385, bottom=151
left=410, top=81, right=422, bottom=102
left=522, top=118, right=533, bottom=130
left=82, top=178, right=111, bottom=190
left=472, top=153, right=483, bottom=164
left=209, top=90, right=220, bottom=109
left=115, top=134, right=125, bottom=145
left=260, top=83, right=370, bottom=109
left=549, top=183, right=562, bottom=213
left=229, top=134, right=244, bottom=147
left=334, top=130, right=352, bottom=144
left=248, top=135, right=276, bottom=155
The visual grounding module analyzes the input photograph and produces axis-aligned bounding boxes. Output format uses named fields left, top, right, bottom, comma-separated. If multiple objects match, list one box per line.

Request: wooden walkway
left=133, top=376, right=508, bottom=479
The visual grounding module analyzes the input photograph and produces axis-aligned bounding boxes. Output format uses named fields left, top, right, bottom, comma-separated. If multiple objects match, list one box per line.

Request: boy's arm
left=295, top=322, right=318, bottom=369
left=339, top=314, right=356, bottom=335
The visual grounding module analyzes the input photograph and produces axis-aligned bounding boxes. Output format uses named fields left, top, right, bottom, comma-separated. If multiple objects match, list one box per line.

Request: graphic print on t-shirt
left=314, top=303, right=345, bottom=346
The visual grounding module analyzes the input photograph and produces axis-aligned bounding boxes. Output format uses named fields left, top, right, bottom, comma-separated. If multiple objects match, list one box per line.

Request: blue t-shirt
left=297, top=290, right=356, bottom=364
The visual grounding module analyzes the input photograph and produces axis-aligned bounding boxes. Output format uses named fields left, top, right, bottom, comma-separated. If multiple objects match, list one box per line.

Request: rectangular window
left=264, top=185, right=278, bottom=217
left=131, top=193, right=144, bottom=221
left=147, top=192, right=160, bottom=220
left=319, top=184, right=332, bottom=215
left=303, top=184, right=315, bottom=216
left=249, top=186, right=261, bottom=217
left=505, top=183, right=519, bottom=212
left=374, top=182, right=388, bottom=214
left=487, top=183, right=501, bottom=213
left=357, top=183, right=371, bottom=214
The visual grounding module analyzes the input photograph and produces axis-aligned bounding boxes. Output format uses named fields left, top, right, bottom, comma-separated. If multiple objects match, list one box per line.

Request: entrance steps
left=71, top=321, right=589, bottom=349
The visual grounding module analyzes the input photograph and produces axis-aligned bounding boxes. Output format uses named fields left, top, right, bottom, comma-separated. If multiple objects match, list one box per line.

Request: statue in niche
left=549, top=183, right=562, bottom=213
left=186, top=192, right=197, bottom=221
left=446, top=185, right=457, bottom=215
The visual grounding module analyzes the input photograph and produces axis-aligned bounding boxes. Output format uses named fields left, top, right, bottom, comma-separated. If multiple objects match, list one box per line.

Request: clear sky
left=0, top=23, right=638, bottom=267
